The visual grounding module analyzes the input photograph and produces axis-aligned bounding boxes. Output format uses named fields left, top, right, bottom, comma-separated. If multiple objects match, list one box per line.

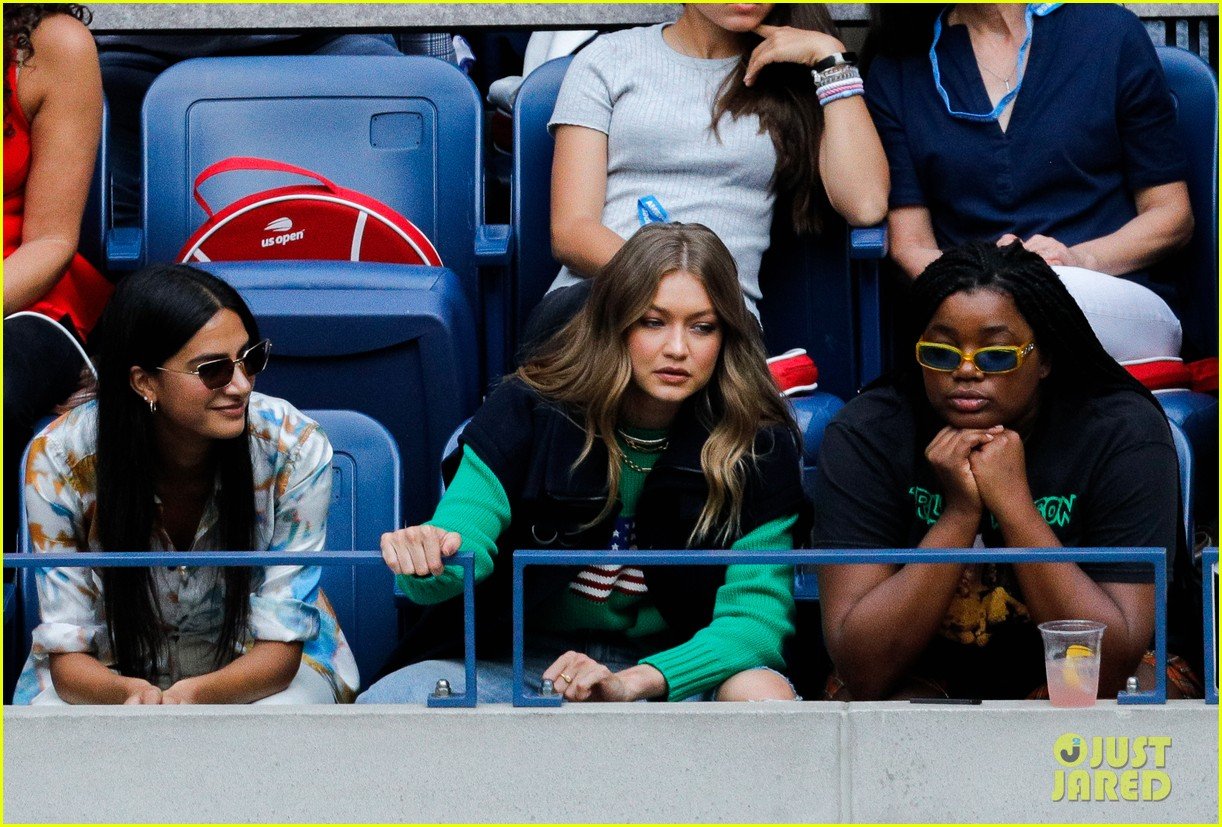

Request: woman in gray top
left=547, top=3, right=889, bottom=318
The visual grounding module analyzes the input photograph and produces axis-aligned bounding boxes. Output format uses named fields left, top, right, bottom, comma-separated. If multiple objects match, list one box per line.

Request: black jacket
left=378, top=378, right=808, bottom=677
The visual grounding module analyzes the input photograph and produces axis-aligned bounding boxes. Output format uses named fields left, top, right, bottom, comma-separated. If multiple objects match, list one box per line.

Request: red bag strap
left=192, top=157, right=341, bottom=217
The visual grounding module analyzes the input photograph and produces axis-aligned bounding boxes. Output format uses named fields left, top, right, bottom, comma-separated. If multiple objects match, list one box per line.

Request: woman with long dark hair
left=14, top=264, right=358, bottom=705
left=529, top=2, right=888, bottom=342
left=811, top=241, right=1199, bottom=700
left=361, top=223, right=806, bottom=703
left=3, top=4, right=111, bottom=544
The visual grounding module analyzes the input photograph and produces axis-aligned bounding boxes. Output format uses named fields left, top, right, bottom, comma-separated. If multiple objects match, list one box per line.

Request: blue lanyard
left=637, top=195, right=670, bottom=226
left=929, top=3, right=1061, bottom=123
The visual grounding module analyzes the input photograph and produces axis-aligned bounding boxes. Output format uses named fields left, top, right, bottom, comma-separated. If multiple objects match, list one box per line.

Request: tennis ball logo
left=1055, top=733, right=1086, bottom=767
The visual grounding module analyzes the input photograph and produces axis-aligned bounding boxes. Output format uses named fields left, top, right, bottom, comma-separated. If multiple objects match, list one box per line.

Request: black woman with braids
left=812, top=241, right=1201, bottom=701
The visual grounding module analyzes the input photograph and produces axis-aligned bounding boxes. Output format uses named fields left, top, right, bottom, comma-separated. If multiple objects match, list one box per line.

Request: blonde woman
left=361, top=223, right=806, bottom=703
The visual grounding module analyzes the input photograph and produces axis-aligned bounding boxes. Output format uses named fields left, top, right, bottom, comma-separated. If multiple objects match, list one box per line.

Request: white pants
left=27, top=660, right=336, bottom=705
left=1053, top=266, right=1182, bottom=363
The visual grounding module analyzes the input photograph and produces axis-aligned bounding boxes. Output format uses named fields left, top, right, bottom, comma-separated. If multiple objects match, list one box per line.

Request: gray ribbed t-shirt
left=547, top=23, right=777, bottom=316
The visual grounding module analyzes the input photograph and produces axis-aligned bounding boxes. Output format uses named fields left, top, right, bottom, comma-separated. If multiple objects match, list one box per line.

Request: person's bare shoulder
left=25, top=13, right=99, bottom=73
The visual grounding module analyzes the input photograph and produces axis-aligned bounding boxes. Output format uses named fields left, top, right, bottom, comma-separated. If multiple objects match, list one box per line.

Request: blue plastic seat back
left=77, top=95, right=109, bottom=272
left=200, top=260, right=480, bottom=526
left=790, top=392, right=845, bottom=602
left=511, top=55, right=572, bottom=351
left=1154, top=46, right=1218, bottom=359
left=758, top=216, right=865, bottom=399
left=1159, top=389, right=1216, bottom=542
left=142, top=55, right=485, bottom=314
left=99, top=48, right=172, bottom=229
left=305, top=409, right=401, bottom=686
left=13, top=410, right=400, bottom=694
left=438, top=416, right=473, bottom=498
left=1166, top=417, right=1194, bottom=556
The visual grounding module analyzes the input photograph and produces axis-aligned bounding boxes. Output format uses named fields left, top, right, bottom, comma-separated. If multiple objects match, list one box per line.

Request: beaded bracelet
left=819, top=85, right=865, bottom=106
left=817, top=80, right=864, bottom=106
left=812, top=64, right=864, bottom=106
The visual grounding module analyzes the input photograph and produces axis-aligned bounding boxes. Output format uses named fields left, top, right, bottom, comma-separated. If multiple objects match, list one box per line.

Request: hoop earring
left=146, top=398, right=158, bottom=414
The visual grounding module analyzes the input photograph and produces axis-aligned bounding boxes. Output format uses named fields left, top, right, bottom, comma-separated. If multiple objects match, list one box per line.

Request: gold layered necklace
left=616, top=428, right=669, bottom=453
left=617, top=428, right=668, bottom=475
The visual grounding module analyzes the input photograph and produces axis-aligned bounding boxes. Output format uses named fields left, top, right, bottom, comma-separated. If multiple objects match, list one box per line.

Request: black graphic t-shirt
left=810, top=383, right=1177, bottom=697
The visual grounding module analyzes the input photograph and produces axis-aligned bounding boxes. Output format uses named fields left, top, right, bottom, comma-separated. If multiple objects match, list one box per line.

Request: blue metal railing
left=1203, top=547, right=1218, bottom=705
left=2, top=549, right=478, bottom=708
left=511, top=547, right=1168, bottom=708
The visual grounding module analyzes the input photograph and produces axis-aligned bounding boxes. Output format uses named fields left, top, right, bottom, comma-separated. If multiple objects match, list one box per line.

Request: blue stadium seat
left=305, top=409, right=401, bottom=686
left=1167, top=417, right=1195, bottom=553
left=1152, top=47, right=1219, bottom=539
left=98, top=48, right=172, bottom=238
left=758, top=218, right=890, bottom=399
left=510, top=55, right=571, bottom=356
left=139, top=55, right=509, bottom=375
left=1158, top=389, right=1216, bottom=539
left=438, top=416, right=472, bottom=498
left=77, top=95, right=109, bottom=274
left=11, top=409, right=400, bottom=696
left=1154, top=46, right=1217, bottom=360
left=199, top=260, right=479, bottom=526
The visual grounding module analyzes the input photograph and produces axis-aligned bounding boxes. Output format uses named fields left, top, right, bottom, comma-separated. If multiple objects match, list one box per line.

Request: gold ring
left=559, top=673, right=573, bottom=684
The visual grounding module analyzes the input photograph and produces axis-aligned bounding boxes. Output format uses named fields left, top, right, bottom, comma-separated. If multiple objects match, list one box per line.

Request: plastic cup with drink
left=1038, top=619, right=1106, bottom=707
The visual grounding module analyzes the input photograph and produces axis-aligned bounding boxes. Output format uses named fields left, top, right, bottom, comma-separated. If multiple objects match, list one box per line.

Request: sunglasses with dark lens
left=915, top=340, right=1035, bottom=374
left=157, top=339, right=272, bottom=390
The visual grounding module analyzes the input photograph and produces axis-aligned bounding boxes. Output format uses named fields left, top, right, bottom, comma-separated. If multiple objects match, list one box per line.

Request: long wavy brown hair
left=3, top=4, right=91, bottom=135
left=712, top=3, right=838, bottom=235
left=519, top=222, right=798, bottom=545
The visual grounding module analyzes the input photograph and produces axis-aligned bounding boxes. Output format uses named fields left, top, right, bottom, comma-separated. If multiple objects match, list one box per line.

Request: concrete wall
left=4, top=700, right=1215, bottom=822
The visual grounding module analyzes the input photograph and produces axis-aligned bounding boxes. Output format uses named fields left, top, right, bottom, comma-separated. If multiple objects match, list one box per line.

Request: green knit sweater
left=397, top=438, right=797, bottom=701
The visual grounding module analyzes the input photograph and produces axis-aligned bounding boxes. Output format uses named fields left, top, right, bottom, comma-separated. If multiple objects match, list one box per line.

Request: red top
left=4, top=62, right=111, bottom=336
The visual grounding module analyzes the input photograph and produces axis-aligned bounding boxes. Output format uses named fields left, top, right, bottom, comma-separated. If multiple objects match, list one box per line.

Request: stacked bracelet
left=812, top=64, right=863, bottom=106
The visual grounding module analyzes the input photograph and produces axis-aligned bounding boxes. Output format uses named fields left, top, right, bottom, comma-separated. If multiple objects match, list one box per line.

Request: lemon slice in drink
left=1060, top=644, right=1092, bottom=690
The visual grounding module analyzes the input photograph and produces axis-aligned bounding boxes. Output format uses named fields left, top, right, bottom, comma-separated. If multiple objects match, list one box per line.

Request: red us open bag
left=177, top=157, right=442, bottom=266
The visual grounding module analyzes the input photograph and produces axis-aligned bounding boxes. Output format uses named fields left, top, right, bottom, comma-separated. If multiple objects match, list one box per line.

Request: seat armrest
left=849, top=224, right=888, bottom=260
left=106, top=227, right=144, bottom=271
left=475, top=224, right=511, bottom=266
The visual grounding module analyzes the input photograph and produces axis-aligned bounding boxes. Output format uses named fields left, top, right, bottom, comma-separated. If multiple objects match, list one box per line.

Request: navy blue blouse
left=865, top=4, right=1188, bottom=277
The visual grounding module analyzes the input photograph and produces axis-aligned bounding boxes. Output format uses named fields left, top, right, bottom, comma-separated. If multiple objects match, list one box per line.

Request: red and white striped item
left=569, top=564, right=648, bottom=603
left=177, top=157, right=441, bottom=267
left=1123, top=356, right=1219, bottom=393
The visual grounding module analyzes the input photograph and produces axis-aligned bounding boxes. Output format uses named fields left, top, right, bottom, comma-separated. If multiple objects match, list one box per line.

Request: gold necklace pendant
left=622, top=454, right=656, bottom=475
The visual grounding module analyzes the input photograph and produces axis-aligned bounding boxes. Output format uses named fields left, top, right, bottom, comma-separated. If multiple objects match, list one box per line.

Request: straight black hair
left=92, top=263, right=259, bottom=680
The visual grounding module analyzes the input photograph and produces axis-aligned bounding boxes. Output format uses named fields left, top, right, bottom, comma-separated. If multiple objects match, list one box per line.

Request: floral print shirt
left=13, top=392, right=359, bottom=703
